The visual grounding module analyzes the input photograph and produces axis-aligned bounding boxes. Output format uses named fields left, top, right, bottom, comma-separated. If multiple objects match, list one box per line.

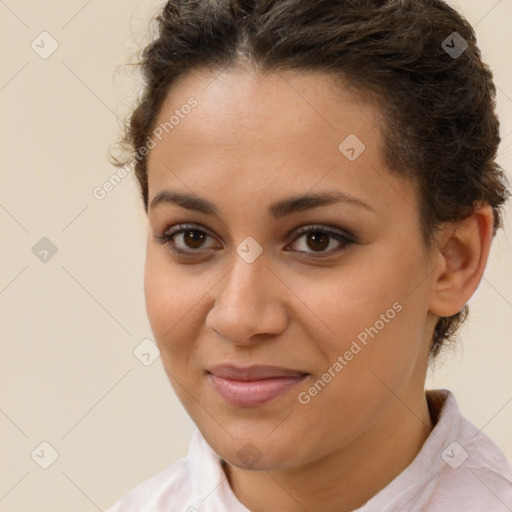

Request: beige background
left=0, top=1, right=511, bottom=510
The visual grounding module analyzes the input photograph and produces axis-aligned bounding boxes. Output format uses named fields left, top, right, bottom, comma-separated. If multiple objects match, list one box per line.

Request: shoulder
left=413, top=390, right=512, bottom=510
left=425, top=457, right=512, bottom=511
left=363, top=389, right=512, bottom=511
left=104, top=456, right=194, bottom=512
left=426, top=410, right=512, bottom=510
left=104, top=428, right=243, bottom=512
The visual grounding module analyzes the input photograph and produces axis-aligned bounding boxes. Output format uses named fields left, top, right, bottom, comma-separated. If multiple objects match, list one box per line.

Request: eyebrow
left=149, top=189, right=375, bottom=218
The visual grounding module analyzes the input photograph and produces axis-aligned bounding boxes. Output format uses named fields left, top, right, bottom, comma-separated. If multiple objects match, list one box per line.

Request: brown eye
left=287, top=225, right=355, bottom=257
left=155, top=223, right=219, bottom=255
left=181, top=229, right=208, bottom=249
left=304, top=232, right=330, bottom=252
left=155, top=223, right=355, bottom=258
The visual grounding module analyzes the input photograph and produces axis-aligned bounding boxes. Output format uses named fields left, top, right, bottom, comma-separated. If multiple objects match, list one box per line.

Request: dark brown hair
left=112, top=0, right=509, bottom=359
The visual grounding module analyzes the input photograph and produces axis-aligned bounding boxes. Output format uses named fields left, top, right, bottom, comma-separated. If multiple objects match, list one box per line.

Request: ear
left=429, top=204, right=494, bottom=317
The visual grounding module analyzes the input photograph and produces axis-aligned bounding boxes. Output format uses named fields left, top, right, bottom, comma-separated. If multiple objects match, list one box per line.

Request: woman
left=107, top=0, right=512, bottom=510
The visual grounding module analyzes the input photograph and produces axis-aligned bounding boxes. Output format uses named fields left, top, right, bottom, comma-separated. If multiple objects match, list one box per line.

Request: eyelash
left=155, top=223, right=356, bottom=258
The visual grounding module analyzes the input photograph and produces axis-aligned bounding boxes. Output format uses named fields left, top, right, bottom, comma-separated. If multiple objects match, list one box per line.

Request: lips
left=207, top=365, right=309, bottom=407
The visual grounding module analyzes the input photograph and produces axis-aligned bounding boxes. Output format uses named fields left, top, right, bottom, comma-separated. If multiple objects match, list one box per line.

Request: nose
left=205, top=254, right=289, bottom=347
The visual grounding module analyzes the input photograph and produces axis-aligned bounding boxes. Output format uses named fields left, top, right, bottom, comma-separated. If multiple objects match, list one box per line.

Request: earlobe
left=428, top=205, right=494, bottom=318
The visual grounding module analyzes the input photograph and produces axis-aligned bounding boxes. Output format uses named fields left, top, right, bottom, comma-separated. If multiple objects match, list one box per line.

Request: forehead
left=149, top=66, right=380, bottom=156
left=146, top=67, right=414, bottom=217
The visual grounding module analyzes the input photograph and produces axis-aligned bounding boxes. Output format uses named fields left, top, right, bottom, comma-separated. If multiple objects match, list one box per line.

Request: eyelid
left=156, top=222, right=356, bottom=257
left=290, top=224, right=356, bottom=243
left=156, top=223, right=220, bottom=253
left=163, top=223, right=215, bottom=240
left=285, top=224, right=355, bottom=257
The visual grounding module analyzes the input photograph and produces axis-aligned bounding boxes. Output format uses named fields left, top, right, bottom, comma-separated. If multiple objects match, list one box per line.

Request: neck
left=223, top=392, right=434, bottom=512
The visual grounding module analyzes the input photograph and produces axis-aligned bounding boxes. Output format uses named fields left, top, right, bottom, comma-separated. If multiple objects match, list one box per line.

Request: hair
left=111, top=0, right=509, bottom=359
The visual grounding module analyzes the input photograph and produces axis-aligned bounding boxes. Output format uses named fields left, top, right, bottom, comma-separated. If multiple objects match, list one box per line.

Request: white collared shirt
left=105, top=389, right=512, bottom=511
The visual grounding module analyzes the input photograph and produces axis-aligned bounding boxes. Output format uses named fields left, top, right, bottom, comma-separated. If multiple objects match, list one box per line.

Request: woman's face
left=144, top=67, right=437, bottom=470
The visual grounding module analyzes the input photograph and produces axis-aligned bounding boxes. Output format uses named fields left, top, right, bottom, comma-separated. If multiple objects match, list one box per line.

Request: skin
left=144, top=65, right=494, bottom=512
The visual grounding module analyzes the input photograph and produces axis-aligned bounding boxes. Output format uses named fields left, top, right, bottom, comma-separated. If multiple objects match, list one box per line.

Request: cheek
left=144, top=249, right=198, bottom=357
left=291, top=301, right=426, bottom=456
left=144, top=251, right=172, bottom=338
left=143, top=247, right=225, bottom=382
left=307, top=242, right=430, bottom=382
left=300, top=259, right=410, bottom=355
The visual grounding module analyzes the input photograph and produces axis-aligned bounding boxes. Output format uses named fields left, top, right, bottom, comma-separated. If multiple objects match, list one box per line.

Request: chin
left=198, top=419, right=308, bottom=471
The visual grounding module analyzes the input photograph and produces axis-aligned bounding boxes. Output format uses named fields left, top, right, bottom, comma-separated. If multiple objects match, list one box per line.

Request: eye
left=285, top=224, right=355, bottom=257
left=154, top=223, right=219, bottom=255
left=154, top=223, right=356, bottom=257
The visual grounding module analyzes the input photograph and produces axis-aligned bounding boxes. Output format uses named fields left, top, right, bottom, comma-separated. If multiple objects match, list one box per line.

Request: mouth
left=207, top=365, right=309, bottom=407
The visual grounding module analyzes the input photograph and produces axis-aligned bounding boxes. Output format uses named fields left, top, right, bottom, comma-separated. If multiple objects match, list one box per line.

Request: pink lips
left=207, top=365, right=308, bottom=407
